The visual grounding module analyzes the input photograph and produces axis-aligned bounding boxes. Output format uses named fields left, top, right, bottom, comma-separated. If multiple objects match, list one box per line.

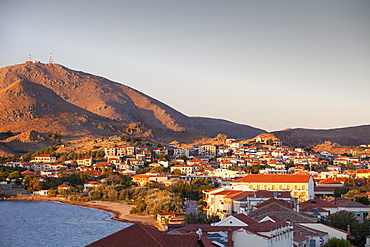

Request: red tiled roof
left=233, top=213, right=258, bottom=225
left=21, top=170, right=37, bottom=176
left=294, top=234, right=309, bottom=243
left=255, top=198, right=293, bottom=209
left=299, top=199, right=337, bottom=208
left=212, top=190, right=244, bottom=196
left=232, top=174, right=311, bottom=183
left=35, top=154, right=53, bottom=157
left=318, top=177, right=342, bottom=184
left=86, top=181, right=101, bottom=185
left=58, top=184, right=70, bottom=187
left=86, top=223, right=199, bottom=247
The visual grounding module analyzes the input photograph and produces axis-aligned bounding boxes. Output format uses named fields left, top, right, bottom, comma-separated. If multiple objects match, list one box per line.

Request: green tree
left=172, top=169, right=183, bottom=176
left=321, top=211, right=359, bottom=234
left=158, top=154, right=169, bottom=160
left=90, top=190, right=102, bottom=200
left=0, top=171, right=9, bottom=180
left=322, top=237, right=351, bottom=247
left=59, top=189, right=67, bottom=198
left=48, top=189, right=57, bottom=197
left=333, top=187, right=350, bottom=198
left=184, top=212, right=220, bottom=224
left=130, top=201, right=146, bottom=214
left=353, top=195, right=370, bottom=205
left=23, top=176, right=43, bottom=191
left=150, top=165, right=164, bottom=174
left=8, top=171, right=21, bottom=180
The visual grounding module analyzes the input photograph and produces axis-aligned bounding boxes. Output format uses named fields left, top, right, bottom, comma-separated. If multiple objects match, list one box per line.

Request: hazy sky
left=1, top=0, right=369, bottom=131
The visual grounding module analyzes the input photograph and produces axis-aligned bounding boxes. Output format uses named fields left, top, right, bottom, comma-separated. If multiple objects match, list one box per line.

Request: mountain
left=0, top=79, right=127, bottom=138
left=0, top=62, right=265, bottom=144
left=272, top=125, right=370, bottom=147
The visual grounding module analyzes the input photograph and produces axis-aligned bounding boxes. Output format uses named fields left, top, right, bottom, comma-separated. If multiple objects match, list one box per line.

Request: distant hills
left=272, top=125, right=370, bottom=147
left=0, top=62, right=368, bottom=157
left=0, top=62, right=265, bottom=150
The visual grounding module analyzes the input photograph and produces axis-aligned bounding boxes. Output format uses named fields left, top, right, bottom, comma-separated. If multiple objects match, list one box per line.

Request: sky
left=1, top=0, right=369, bottom=132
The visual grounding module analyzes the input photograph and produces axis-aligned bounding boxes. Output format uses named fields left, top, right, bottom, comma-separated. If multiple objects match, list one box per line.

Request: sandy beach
left=5, top=196, right=162, bottom=230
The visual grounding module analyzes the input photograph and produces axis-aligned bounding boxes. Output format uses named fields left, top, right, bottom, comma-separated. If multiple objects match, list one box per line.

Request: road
left=183, top=200, right=198, bottom=214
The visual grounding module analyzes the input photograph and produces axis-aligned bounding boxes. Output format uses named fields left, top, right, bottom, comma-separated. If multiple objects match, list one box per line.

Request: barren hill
left=0, top=62, right=265, bottom=149
left=272, top=125, right=370, bottom=147
left=0, top=78, right=126, bottom=138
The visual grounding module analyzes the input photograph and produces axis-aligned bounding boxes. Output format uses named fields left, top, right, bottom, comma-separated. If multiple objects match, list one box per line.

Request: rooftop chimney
left=227, top=228, right=233, bottom=247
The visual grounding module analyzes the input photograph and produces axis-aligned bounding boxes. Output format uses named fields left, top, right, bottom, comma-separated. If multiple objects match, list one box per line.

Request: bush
left=323, top=237, right=351, bottom=247
left=69, top=196, right=78, bottom=201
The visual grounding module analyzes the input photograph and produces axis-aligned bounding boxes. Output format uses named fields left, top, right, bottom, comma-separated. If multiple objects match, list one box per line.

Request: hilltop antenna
left=28, top=54, right=32, bottom=62
left=49, top=52, right=54, bottom=64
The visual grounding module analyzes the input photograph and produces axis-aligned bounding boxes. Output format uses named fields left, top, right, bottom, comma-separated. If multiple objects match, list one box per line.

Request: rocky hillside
left=272, top=125, right=370, bottom=147
left=0, top=62, right=265, bottom=155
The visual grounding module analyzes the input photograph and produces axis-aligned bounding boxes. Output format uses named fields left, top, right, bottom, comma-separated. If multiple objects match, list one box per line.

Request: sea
left=0, top=200, right=131, bottom=247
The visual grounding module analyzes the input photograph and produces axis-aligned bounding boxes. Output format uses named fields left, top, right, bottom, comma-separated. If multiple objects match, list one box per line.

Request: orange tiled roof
left=318, top=177, right=342, bottom=184
left=232, top=174, right=311, bottom=183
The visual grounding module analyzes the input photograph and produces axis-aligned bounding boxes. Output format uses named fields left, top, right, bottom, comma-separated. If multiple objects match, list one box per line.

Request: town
left=1, top=134, right=370, bottom=247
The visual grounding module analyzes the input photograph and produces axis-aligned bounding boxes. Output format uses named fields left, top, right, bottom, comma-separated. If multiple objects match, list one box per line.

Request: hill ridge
left=0, top=62, right=266, bottom=142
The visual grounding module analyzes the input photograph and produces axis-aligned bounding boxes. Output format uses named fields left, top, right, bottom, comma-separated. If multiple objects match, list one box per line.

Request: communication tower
left=49, top=52, right=54, bottom=64
left=29, top=54, right=32, bottom=62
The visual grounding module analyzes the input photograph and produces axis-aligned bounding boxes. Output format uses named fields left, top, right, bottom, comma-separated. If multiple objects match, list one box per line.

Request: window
left=309, top=239, right=316, bottom=247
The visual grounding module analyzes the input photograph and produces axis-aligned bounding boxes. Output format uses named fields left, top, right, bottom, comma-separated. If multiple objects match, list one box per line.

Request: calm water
left=0, top=200, right=130, bottom=247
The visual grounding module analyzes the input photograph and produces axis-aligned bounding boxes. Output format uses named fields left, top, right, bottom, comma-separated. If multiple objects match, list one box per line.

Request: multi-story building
left=231, top=174, right=315, bottom=202
left=173, top=148, right=190, bottom=158
left=199, top=144, right=217, bottom=156
left=77, top=156, right=93, bottom=166
left=31, top=154, right=57, bottom=163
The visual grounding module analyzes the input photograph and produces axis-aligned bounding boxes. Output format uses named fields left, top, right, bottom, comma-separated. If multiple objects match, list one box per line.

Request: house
left=132, top=174, right=150, bottom=186
left=173, top=148, right=190, bottom=158
left=168, top=213, right=293, bottom=247
left=170, top=164, right=194, bottom=174
left=298, top=199, right=338, bottom=217
left=325, top=197, right=370, bottom=219
left=107, top=157, right=120, bottom=165
left=148, top=175, right=168, bottom=184
left=231, top=174, right=315, bottom=202
left=21, top=170, right=40, bottom=177
left=203, top=189, right=246, bottom=218
left=294, top=234, right=309, bottom=247
left=57, top=184, right=71, bottom=191
left=31, top=154, right=57, bottom=163
left=292, top=223, right=328, bottom=247
left=86, top=223, right=201, bottom=247
left=298, top=223, right=353, bottom=243
left=152, top=148, right=168, bottom=156
left=83, top=181, right=101, bottom=191
left=211, top=168, right=244, bottom=179
left=104, top=146, right=136, bottom=159
left=163, top=178, right=189, bottom=186
left=157, top=212, right=175, bottom=223
left=247, top=200, right=317, bottom=224
left=77, top=156, right=93, bottom=166
left=211, top=213, right=257, bottom=226
left=199, top=144, right=217, bottom=156
left=316, top=177, right=343, bottom=187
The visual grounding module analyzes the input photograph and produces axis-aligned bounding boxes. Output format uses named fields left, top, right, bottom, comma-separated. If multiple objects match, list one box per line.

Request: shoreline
left=5, top=196, right=161, bottom=230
